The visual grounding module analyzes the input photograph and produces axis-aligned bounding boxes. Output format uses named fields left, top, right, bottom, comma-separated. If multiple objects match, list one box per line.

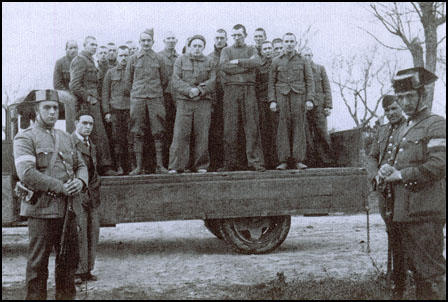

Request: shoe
left=102, top=168, right=119, bottom=176
left=75, top=272, right=98, bottom=283
left=168, top=169, right=178, bottom=174
left=248, top=166, right=265, bottom=172
left=295, top=162, right=308, bottom=170
left=129, top=167, right=144, bottom=176
left=116, top=166, right=124, bottom=175
left=197, top=169, right=207, bottom=173
left=276, top=163, right=288, bottom=170
left=155, top=166, right=169, bottom=174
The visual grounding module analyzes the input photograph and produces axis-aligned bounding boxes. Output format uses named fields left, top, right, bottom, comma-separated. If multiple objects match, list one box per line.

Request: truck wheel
left=221, top=216, right=291, bottom=254
left=203, top=219, right=224, bottom=240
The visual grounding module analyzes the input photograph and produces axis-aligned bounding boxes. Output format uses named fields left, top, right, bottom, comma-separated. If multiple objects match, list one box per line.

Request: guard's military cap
left=381, top=95, right=398, bottom=108
left=142, top=28, right=154, bottom=38
left=188, top=34, right=206, bottom=47
left=16, top=89, right=61, bottom=115
left=392, top=67, right=438, bottom=93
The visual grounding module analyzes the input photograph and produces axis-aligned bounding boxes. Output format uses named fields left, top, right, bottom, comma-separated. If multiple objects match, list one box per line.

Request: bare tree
left=367, top=2, right=446, bottom=111
left=331, top=46, right=398, bottom=129
left=296, top=25, right=319, bottom=54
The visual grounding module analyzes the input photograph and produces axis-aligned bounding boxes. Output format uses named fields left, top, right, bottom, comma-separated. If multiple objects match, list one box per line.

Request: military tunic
left=14, top=123, right=88, bottom=300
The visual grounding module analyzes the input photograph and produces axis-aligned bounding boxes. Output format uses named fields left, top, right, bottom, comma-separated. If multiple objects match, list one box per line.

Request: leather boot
left=155, top=141, right=168, bottom=174
left=115, top=152, right=124, bottom=175
left=129, top=152, right=144, bottom=175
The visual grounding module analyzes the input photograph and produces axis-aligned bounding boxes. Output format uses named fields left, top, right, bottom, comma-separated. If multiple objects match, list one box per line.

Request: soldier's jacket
left=108, top=59, right=118, bottom=68
left=366, top=117, right=406, bottom=183
left=391, top=109, right=446, bottom=223
left=172, top=54, right=216, bottom=102
left=53, top=55, right=72, bottom=90
left=13, top=124, right=88, bottom=218
left=310, top=62, right=332, bottom=108
left=219, top=43, right=261, bottom=85
left=71, top=132, right=101, bottom=208
left=268, top=50, right=314, bottom=102
left=69, top=50, right=99, bottom=103
left=125, top=49, right=168, bottom=99
left=97, top=60, right=111, bottom=100
left=207, top=45, right=227, bottom=96
left=158, top=48, right=179, bottom=94
left=102, top=64, right=130, bottom=114
left=255, top=56, right=272, bottom=102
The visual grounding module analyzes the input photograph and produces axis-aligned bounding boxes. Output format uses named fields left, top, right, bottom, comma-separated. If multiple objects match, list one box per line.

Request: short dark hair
left=65, top=40, right=77, bottom=50
left=83, top=36, right=96, bottom=46
left=107, top=42, right=116, bottom=47
left=272, top=38, right=283, bottom=45
left=99, top=45, right=108, bottom=49
left=75, top=110, right=94, bottom=122
left=118, top=45, right=129, bottom=51
left=261, top=40, right=272, bottom=47
left=255, top=27, right=267, bottom=38
left=233, top=24, right=247, bottom=36
left=282, top=32, right=296, bottom=41
left=216, top=28, right=227, bottom=36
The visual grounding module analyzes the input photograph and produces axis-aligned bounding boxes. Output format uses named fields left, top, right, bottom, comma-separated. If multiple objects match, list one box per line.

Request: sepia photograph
left=2, top=2, right=446, bottom=300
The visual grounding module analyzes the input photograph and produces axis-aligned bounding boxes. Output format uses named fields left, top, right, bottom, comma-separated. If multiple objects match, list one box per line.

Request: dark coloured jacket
left=208, top=44, right=227, bottom=95
left=125, top=49, right=168, bottom=99
left=268, top=51, right=314, bottom=102
left=311, top=62, right=332, bottom=108
left=71, top=132, right=101, bottom=208
left=69, top=50, right=99, bottom=103
left=14, top=123, right=88, bottom=218
left=391, top=109, right=446, bottom=223
left=158, top=48, right=179, bottom=94
left=97, top=60, right=111, bottom=100
left=102, top=64, right=130, bottom=113
left=255, top=56, right=272, bottom=102
left=219, top=43, right=261, bottom=85
left=172, top=54, right=216, bottom=102
left=53, top=55, right=73, bottom=90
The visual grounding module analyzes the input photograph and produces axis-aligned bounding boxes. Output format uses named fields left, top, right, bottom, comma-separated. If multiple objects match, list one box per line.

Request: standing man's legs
left=209, top=89, right=224, bottom=171
left=88, top=206, right=100, bottom=273
left=193, top=101, right=212, bottom=171
left=147, top=97, right=168, bottom=173
left=163, top=93, right=176, bottom=167
left=312, top=106, right=334, bottom=166
left=290, top=92, right=307, bottom=165
left=276, top=93, right=292, bottom=165
left=222, top=86, right=242, bottom=170
left=130, top=97, right=147, bottom=175
left=169, top=100, right=193, bottom=171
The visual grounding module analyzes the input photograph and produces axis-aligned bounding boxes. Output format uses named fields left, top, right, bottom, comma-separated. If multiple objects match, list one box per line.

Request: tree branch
left=363, top=29, right=408, bottom=50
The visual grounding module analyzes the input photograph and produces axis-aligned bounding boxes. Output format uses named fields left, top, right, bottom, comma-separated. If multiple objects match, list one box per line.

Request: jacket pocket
left=408, top=180, right=445, bottom=217
left=86, top=66, right=98, bottom=82
left=36, top=148, right=53, bottom=171
left=182, top=66, right=194, bottom=79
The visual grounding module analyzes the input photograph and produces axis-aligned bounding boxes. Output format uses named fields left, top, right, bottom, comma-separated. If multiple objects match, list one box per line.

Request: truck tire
left=203, top=219, right=224, bottom=240
left=221, top=215, right=291, bottom=254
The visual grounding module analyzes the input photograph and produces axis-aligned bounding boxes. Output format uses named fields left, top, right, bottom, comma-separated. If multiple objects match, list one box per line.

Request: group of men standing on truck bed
left=53, top=24, right=334, bottom=177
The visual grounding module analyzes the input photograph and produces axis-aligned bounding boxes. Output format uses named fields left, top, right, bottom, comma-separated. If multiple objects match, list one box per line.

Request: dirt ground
left=2, top=213, right=446, bottom=300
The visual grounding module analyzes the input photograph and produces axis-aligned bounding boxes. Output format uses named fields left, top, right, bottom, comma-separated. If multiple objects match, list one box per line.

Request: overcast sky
left=2, top=2, right=446, bottom=131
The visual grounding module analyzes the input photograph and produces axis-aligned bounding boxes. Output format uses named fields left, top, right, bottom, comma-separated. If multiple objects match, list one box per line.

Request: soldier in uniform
left=268, top=33, right=314, bottom=170
left=158, top=31, right=179, bottom=167
left=208, top=28, right=227, bottom=171
left=13, top=89, right=88, bottom=300
left=69, top=36, right=117, bottom=176
left=367, top=95, right=406, bottom=298
left=107, top=42, right=118, bottom=68
left=126, top=40, right=138, bottom=56
left=71, top=111, right=101, bottom=283
left=302, top=47, right=334, bottom=167
left=219, top=23, right=265, bottom=172
left=272, top=38, right=283, bottom=57
left=168, top=35, right=216, bottom=173
left=378, top=67, right=446, bottom=300
left=125, top=28, right=169, bottom=175
left=53, top=40, right=78, bottom=133
left=256, top=40, right=277, bottom=169
left=102, top=45, right=131, bottom=175
left=253, top=27, right=267, bottom=56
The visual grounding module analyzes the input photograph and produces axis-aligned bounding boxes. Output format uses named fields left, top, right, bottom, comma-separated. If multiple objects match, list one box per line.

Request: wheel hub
left=233, top=217, right=272, bottom=241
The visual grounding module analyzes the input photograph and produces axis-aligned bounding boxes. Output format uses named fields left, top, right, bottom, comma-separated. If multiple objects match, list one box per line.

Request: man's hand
left=378, top=163, right=395, bottom=179
left=104, top=113, right=112, bottom=123
left=229, top=59, right=239, bottom=65
left=87, top=95, right=98, bottom=105
left=269, top=102, right=278, bottom=112
left=324, top=108, right=332, bottom=116
left=189, top=88, right=200, bottom=98
left=305, top=101, right=314, bottom=111
left=63, top=178, right=84, bottom=195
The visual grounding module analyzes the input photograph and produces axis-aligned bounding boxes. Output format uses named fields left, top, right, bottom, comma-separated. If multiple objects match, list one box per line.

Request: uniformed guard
left=268, top=32, right=315, bottom=170
left=367, top=95, right=406, bottom=298
left=378, top=67, right=446, bottom=300
left=53, top=40, right=78, bottom=133
left=13, top=89, right=88, bottom=300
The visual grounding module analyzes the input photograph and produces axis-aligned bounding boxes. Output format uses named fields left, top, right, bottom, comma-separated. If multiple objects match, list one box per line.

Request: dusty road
left=2, top=214, right=446, bottom=299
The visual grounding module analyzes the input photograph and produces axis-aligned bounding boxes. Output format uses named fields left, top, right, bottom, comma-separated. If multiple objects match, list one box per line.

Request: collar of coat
left=71, top=132, right=92, bottom=155
left=279, top=50, right=299, bottom=60
left=137, top=49, right=156, bottom=59
left=407, top=108, right=430, bottom=124
left=213, top=44, right=227, bottom=55
left=80, top=50, right=94, bottom=60
left=161, top=48, right=178, bottom=58
left=188, top=53, right=206, bottom=62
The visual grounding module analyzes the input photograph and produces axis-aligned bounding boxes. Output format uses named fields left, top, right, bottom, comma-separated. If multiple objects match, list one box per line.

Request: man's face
left=397, top=90, right=420, bottom=116
left=231, top=28, right=246, bottom=47
left=273, top=42, right=283, bottom=56
left=66, top=41, right=78, bottom=58
left=97, top=47, right=108, bottom=62
left=283, top=35, right=297, bottom=53
left=76, top=115, right=94, bottom=137
left=253, top=30, right=266, bottom=47
left=84, top=38, right=98, bottom=56
left=261, top=42, right=273, bottom=58
left=36, top=101, right=59, bottom=127
left=190, top=39, right=205, bottom=57
left=214, top=32, right=227, bottom=49
left=163, top=32, right=178, bottom=50
left=117, top=48, right=130, bottom=66
left=384, top=101, right=403, bottom=124
left=139, top=33, right=154, bottom=51
left=302, top=50, right=313, bottom=63
left=107, top=45, right=117, bottom=61
left=127, top=42, right=138, bottom=55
